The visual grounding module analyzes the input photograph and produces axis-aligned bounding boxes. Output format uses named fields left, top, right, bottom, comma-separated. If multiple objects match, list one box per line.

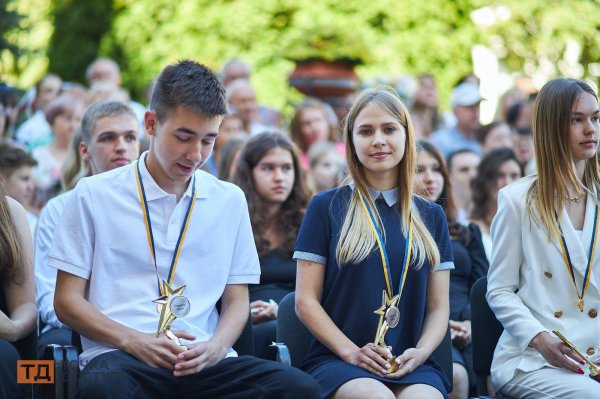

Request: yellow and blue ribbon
left=555, top=199, right=598, bottom=310
left=135, top=160, right=197, bottom=295
left=357, top=192, right=412, bottom=299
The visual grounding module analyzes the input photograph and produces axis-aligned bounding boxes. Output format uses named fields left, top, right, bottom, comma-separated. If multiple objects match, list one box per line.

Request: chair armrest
left=270, top=342, right=291, bottom=366
left=64, top=346, right=79, bottom=399
left=40, top=344, right=66, bottom=399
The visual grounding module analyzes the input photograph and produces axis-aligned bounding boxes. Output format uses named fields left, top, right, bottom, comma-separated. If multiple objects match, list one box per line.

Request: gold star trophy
left=153, top=280, right=191, bottom=349
left=374, top=290, right=401, bottom=373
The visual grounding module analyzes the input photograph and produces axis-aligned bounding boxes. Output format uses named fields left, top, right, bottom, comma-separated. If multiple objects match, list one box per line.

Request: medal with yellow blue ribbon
left=135, top=159, right=196, bottom=341
left=358, top=192, right=412, bottom=373
left=555, top=200, right=599, bottom=312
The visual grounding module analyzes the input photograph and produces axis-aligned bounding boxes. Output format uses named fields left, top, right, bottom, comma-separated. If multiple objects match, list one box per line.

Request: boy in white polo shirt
left=50, top=60, right=319, bottom=398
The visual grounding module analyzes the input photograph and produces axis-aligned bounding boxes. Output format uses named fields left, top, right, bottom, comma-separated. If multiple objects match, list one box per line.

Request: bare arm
left=0, top=197, right=37, bottom=341
left=54, top=270, right=186, bottom=369
left=174, top=283, right=249, bottom=376
left=296, top=259, right=391, bottom=376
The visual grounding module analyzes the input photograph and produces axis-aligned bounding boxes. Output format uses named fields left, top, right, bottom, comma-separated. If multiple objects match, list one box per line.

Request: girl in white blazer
left=487, top=78, right=600, bottom=398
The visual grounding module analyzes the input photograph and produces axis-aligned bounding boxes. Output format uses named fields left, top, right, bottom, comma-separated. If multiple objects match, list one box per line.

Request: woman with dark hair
left=470, top=148, right=522, bottom=261
left=415, top=140, right=488, bottom=399
left=487, top=78, right=600, bottom=397
left=0, top=189, right=37, bottom=399
left=232, top=131, right=310, bottom=360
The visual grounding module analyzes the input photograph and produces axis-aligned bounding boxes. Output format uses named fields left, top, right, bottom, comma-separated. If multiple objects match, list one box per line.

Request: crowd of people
left=0, top=55, right=598, bottom=399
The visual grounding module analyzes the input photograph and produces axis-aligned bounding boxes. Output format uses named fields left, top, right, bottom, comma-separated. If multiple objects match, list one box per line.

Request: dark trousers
left=0, top=339, right=24, bottom=399
left=78, top=350, right=320, bottom=399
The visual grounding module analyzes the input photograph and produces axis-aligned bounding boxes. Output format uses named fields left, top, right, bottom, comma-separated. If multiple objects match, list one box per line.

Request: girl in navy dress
left=294, top=87, right=454, bottom=399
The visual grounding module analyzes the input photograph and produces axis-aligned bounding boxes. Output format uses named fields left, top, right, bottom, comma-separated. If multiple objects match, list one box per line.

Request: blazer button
left=590, top=309, right=598, bottom=318
left=544, top=271, right=553, bottom=278
left=588, top=348, right=596, bottom=356
left=554, top=311, right=563, bottom=318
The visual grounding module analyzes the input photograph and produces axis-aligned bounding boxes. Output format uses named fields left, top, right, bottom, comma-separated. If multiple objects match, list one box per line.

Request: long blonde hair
left=526, top=78, right=600, bottom=239
left=336, top=87, right=440, bottom=270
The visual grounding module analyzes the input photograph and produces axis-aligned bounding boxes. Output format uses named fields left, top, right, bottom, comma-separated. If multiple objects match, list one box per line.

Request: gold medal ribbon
left=135, top=159, right=197, bottom=296
left=358, top=192, right=412, bottom=300
left=555, top=201, right=598, bottom=312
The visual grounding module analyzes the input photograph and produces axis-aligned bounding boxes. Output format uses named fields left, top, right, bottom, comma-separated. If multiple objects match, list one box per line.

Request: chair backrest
left=470, top=276, right=503, bottom=395
left=430, top=325, right=454, bottom=392
left=276, top=292, right=312, bottom=367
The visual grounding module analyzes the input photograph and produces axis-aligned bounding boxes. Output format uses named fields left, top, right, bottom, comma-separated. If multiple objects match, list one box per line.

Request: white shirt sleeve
left=48, top=181, right=95, bottom=280
left=35, top=195, right=68, bottom=329
left=226, top=190, right=260, bottom=284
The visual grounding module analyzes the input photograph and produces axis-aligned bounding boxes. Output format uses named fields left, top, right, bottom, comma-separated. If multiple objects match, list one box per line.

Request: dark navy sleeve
left=293, top=192, right=332, bottom=265
left=433, top=204, right=455, bottom=271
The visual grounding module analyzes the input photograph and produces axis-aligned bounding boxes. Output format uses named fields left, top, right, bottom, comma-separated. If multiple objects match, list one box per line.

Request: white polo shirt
left=48, top=153, right=260, bottom=365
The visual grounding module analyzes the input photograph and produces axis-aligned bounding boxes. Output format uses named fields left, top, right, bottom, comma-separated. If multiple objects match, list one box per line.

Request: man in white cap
left=430, top=82, right=484, bottom=158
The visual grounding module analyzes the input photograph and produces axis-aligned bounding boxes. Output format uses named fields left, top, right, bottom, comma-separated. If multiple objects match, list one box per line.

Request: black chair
left=43, top=307, right=254, bottom=399
left=274, top=292, right=454, bottom=392
left=470, top=276, right=507, bottom=399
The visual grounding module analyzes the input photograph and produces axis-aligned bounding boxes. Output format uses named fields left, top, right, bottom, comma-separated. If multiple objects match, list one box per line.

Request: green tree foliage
left=104, top=0, right=481, bottom=107
left=48, top=0, right=114, bottom=83
left=0, top=0, right=21, bottom=60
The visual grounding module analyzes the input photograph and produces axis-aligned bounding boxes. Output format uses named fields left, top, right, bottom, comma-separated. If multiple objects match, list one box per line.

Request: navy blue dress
left=294, top=186, right=453, bottom=398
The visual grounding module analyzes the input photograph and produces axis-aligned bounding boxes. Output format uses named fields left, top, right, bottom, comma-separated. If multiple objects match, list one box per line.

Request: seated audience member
left=410, top=74, right=445, bottom=138
left=85, top=57, right=147, bottom=124
left=220, top=59, right=281, bottom=128
left=218, top=135, right=248, bottom=182
left=430, top=83, right=484, bottom=158
left=290, top=98, right=342, bottom=170
left=476, top=122, right=513, bottom=154
left=35, top=101, right=140, bottom=356
left=203, top=113, right=246, bottom=176
left=308, top=141, right=344, bottom=194
left=233, top=132, right=310, bottom=360
left=487, top=78, right=600, bottom=398
left=447, top=149, right=481, bottom=223
left=15, top=74, right=62, bottom=147
left=294, top=87, right=452, bottom=399
left=0, top=144, right=38, bottom=234
left=50, top=60, right=319, bottom=399
left=0, top=84, right=20, bottom=143
left=0, top=193, right=36, bottom=399
left=415, top=140, right=488, bottom=399
left=31, top=94, right=84, bottom=209
left=59, top=129, right=89, bottom=192
left=225, top=79, right=270, bottom=135
left=470, top=148, right=522, bottom=262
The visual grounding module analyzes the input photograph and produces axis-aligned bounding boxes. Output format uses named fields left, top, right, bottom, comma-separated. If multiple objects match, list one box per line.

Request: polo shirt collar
left=349, top=183, right=398, bottom=207
left=137, top=152, right=203, bottom=201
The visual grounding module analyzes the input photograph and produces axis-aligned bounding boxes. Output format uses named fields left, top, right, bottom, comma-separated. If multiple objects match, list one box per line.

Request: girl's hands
left=344, top=343, right=395, bottom=377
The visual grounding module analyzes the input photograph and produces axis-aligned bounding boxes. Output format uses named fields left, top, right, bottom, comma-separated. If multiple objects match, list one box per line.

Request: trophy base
left=386, top=356, right=399, bottom=373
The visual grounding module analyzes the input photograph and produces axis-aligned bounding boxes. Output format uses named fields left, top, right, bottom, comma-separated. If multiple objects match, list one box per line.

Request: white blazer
left=487, top=176, right=600, bottom=391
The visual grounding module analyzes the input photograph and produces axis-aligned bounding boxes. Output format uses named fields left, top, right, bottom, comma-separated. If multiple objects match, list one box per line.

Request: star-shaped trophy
left=373, top=290, right=401, bottom=373
left=153, top=280, right=191, bottom=349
